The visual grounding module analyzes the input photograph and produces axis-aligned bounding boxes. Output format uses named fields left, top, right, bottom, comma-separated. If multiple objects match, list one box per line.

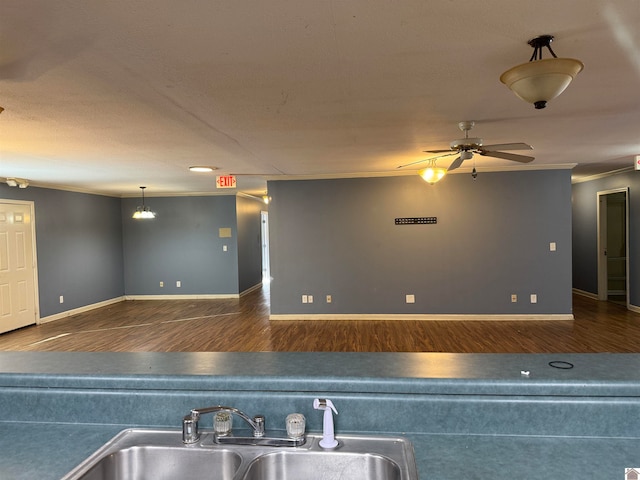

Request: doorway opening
left=597, top=188, right=629, bottom=307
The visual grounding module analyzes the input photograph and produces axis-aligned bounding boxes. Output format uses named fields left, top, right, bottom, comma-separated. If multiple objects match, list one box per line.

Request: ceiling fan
left=399, top=121, right=534, bottom=171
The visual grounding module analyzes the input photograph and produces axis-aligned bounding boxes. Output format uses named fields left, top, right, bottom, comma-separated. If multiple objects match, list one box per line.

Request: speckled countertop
left=1, top=425, right=638, bottom=480
left=0, top=352, right=639, bottom=479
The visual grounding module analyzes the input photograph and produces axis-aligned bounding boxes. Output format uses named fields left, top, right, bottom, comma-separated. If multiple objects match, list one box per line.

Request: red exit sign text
left=216, top=175, right=237, bottom=189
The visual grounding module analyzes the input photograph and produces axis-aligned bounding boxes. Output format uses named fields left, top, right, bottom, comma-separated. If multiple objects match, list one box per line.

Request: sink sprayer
left=313, top=398, right=338, bottom=449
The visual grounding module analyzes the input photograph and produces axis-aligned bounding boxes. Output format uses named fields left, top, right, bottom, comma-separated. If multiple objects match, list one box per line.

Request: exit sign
left=216, top=175, right=237, bottom=189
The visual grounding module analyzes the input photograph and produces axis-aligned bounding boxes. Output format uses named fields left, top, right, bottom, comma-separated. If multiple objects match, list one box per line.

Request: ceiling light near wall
left=500, top=35, right=583, bottom=109
left=5, top=177, right=29, bottom=188
left=418, top=159, right=447, bottom=185
left=132, top=186, right=156, bottom=219
left=189, top=166, right=217, bottom=172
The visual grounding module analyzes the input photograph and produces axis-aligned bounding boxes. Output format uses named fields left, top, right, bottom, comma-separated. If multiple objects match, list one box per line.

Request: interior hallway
left=0, top=287, right=639, bottom=353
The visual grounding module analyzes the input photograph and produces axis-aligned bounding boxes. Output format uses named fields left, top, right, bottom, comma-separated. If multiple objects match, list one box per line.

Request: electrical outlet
left=308, top=295, right=313, bottom=303
left=530, top=294, right=537, bottom=304
left=302, top=295, right=308, bottom=304
left=550, top=242, right=556, bottom=252
left=405, top=294, right=415, bottom=304
left=176, top=281, right=181, bottom=288
left=223, top=245, right=228, bottom=252
left=511, top=294, right=517, bottom=303
left=159, top=281, right=164, bottom=287
left=59, top=295, right=64, bottom=304
left=326, top=295, right=332, bottom=303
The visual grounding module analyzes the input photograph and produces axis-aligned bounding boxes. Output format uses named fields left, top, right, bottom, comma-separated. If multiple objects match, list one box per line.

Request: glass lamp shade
left=418, top=166, right=447, bottom=184
left=132, top=207, right=156, bottom=219
left=500, top=57, right=584, bottom=109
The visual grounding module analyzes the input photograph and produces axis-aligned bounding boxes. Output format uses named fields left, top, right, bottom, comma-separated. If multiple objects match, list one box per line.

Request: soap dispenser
left=313, top=398, right=338, bottom=449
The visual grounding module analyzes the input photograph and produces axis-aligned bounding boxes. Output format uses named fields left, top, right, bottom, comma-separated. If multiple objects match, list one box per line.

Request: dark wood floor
left=1, top=286, right=639, bottom=353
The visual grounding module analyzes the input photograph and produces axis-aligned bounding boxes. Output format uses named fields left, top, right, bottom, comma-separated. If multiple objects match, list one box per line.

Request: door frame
left=596, top=187, right=629, bottom=306
left=0, top=199, right=40, bottom=325
left=260, top=210, right=270, bottom=283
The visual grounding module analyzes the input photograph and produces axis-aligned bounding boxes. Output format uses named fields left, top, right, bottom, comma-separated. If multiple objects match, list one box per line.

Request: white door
left=0, top=201, right=38, bottom=333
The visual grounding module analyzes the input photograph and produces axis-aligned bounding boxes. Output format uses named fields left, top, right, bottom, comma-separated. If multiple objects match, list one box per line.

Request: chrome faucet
left=183, top=405, right=265, bottom=444
left=182, top=405, right=306, bottom=447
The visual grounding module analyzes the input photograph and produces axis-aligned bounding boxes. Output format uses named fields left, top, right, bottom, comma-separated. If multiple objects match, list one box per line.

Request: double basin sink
left=62, top=429, right=418, bottom=480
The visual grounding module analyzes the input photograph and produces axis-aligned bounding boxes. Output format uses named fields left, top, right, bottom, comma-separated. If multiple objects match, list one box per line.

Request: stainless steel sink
left=76, top=446, right=241, bottom=480
left=62, top=429, right=418, bottom=480
left=242, top=451, right=402, bottom=480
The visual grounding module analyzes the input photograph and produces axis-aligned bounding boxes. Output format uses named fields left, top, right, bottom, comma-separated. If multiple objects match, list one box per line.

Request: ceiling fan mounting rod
left=451, top=121, right=482, bottom=150
left=458, top=121, right=475, bottom=135
left=528, top=34, right=557, bottom=61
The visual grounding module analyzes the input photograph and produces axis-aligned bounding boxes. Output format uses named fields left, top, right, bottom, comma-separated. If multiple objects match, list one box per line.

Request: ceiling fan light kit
left=500, top=35, right=583, bottom=109
left=399, top=121, right=535, bottom=182
left=432, top=121, right=534, bottom=172
left=418, top=160, right=447, bottom=184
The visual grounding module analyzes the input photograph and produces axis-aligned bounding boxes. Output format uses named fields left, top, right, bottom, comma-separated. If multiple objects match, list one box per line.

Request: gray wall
left=0, top=185, right=124, bottom=318
left=122, top=195, right=240, bottom=295
left=0, top=185, right=264, bottom=325
left=572, top=169, right=640, bottom=306
left=236, top=195, right=265, bottom=293
left=268, top=170, right=573, bottom=315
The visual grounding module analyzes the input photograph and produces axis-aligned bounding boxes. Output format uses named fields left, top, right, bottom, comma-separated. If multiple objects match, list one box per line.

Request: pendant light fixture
left=500, top=35, right=583, bottom=109
left=418, top=159, right=447, bottom=185
left=132, top=186, right=156, bottom=219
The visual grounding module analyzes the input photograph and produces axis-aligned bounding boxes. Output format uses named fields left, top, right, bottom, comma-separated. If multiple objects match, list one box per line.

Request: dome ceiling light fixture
left=500, top=35, right=584, bottom=109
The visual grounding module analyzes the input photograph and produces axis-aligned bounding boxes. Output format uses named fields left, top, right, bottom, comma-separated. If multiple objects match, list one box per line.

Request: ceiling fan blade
left=397, top=158, right=430, bottom=169
left=423, top=149, right=453, bottom=153
left=480, top=143, right=533, bottom=151
left=479, top=150, right=535, bottom=163
left=397, top=152, right=457, bottom=169
left=447, top=155, right=464, bottom=171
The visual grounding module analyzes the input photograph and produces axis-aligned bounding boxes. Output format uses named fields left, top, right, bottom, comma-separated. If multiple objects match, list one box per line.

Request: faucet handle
left=182, top=414, right=200, bottom=444
left=286, top=413, right=306, bottom=440
left=253, top=415, right=265, bottom=437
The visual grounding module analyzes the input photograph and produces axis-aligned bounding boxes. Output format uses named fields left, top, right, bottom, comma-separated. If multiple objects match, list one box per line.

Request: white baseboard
left=123, top=284, right=261, bottom=300
left=40, top=290, right=257, bottom=324
left=270, top=313, right=574, bottom=321
left=572, top=288, right=599, bottom=300
left=240, top=283, right=263, bottom=296
left=573, top=288, right=640, bottom=312
left=125, top=294, right=240, bottom=300
left=607, top=290, right=627, bottom=296
left=39, top=296, right=125, bottom=324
